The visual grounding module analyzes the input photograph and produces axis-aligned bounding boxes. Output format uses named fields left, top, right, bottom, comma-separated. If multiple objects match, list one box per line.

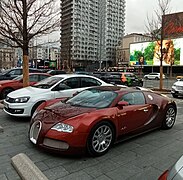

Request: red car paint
left=0, top=73, right=51, bottom=99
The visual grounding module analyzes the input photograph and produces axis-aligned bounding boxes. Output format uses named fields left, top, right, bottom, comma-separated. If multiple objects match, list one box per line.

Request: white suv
left=3, top=74, right=111, bottom=117
left=144, top=73, right=165, bottom=80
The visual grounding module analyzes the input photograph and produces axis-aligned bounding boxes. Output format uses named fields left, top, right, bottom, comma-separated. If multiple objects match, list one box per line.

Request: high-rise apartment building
left=60, top=0, right=125, bottom=70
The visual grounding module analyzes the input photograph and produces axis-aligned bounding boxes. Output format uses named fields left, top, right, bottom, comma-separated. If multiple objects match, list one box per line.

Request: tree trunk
left=159, top=65, right=163, bottom=90
left=22, top=51, right=29, bottom=87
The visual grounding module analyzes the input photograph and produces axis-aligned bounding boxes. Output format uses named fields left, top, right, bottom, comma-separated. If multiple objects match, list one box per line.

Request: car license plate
left=4, top=102, right=9, bottom=108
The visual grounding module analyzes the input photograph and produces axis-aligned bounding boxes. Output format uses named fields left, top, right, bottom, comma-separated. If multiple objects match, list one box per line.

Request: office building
left=60, top=0, right=125, bottom=70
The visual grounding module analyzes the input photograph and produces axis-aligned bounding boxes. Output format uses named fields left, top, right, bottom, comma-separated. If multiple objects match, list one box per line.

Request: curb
left=11, top=153, right=48, bottom=180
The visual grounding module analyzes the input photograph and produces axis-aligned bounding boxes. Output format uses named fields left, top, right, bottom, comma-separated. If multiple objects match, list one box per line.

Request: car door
left=52, top=77, right=81, bottom=98
left=80, top=77, right=102, bottom=89
left=117, top=92, right=155, bottom=135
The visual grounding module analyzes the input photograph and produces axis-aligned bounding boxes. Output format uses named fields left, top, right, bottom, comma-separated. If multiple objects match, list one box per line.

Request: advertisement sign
left=130, top=38, right=183, bottom=66
left=163, top=12, right=183, bottom=38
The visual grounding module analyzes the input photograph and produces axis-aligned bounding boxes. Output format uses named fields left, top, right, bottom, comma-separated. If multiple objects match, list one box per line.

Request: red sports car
left=0, top=73, right=51, bottom=99
left=29, top=86, right=177, bottom=156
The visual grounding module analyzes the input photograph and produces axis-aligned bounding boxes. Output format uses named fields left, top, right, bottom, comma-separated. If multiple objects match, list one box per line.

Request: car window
left=62, top=77, right=80, bottom=89
left=29, top=74, right=39, bottom=82
left=8, top=69, right=22, bottom=75
left=33, top=76, right=63, bottom=89
left=81, top=77, right=102, bottom=87
left=120, top=92, right=145, bottom=105
left=39, top=75, right=49, bottom=81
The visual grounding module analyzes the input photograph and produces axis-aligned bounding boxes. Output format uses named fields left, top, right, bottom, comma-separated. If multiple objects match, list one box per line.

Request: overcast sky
left=125, top=0, right=183, bottom=34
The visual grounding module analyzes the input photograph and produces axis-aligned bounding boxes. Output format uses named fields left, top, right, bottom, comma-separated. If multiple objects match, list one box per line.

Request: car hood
left=8, top=86, right=49, bottom=98
left=34, top=102, right=96, bottom=124
left=0, top=80, right=17, bottom=85
left=174, top=81, right=183, bottom=86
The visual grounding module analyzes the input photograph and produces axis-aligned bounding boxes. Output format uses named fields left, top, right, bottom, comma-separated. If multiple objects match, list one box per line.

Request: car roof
left=85, top=85, right=148, bottom=94
left=52, top=74, right=97, bottom=78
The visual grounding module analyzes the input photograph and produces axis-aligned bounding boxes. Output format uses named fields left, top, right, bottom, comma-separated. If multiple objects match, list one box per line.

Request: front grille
left=43, top=138, right=69, bottom=150
left=4, top=107, right=24, bottom=114
left=176, top=86, right=183, bottom=90
left=29, top=121, right=42, bottom=144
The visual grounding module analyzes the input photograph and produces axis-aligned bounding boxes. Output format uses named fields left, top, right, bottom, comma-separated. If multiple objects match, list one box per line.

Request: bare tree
left=0, top=0, right=60, bottom=86
left=146, top=0, right=172, bottom=90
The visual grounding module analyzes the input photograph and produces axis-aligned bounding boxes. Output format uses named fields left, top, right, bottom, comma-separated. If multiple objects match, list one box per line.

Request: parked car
left=144, top=72, right=165, bottom=80
left=158, top=155, right=183, bottom=180
left=29, top=86, right=176, bottom=156
left=3, top=74, right=111, bottom=117
left=102, top=72, right=143, bottom=87
left=171, top=79, right=183, bottom=98
left=0, top=68, right=43, bottom=81
left=74, top=71, right=93, bottom=75
left=47, top=70, right=66, bottom=75
left=0, top=73, right=51, bottom=99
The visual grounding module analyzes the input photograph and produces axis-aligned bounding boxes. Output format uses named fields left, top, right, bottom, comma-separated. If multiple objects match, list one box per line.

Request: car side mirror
left=117, top=101, right=129, bottom=109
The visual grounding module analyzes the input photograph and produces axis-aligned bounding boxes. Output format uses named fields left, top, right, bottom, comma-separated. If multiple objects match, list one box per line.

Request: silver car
left=144, top=72, right=165, bottom=80
left=171, top=79, right=183, bottom=98
left=158, top=155, right=183, bottom=180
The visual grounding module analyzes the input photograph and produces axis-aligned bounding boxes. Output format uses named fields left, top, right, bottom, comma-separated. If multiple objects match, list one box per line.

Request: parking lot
left=0, top=93, right=183, bottom=180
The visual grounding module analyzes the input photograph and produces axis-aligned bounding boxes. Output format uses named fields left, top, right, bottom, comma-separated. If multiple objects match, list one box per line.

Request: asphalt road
left=0, top=93, right=183, bottom=180
left=143, top=78, right=176, bottom=90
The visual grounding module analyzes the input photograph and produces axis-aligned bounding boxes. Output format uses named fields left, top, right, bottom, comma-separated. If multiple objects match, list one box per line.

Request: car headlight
left=14, top=97, right=30, bottom=103
left=51, top=123, right=74, bottom=133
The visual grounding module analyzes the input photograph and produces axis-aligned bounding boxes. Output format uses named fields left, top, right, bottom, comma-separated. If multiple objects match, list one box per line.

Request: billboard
left=163, top=12, right=183, bottom=38
left=130, top=38, right=183, bottom=66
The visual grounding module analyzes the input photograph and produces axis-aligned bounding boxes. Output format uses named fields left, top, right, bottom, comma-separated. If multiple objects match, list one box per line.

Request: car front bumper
left=29, top=120, right=89, bottom=154
left=3, top=100, right=32, bottom=117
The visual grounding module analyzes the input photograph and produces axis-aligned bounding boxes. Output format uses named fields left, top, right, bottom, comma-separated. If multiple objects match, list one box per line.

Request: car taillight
left=158, top=170, right=169, bottom=180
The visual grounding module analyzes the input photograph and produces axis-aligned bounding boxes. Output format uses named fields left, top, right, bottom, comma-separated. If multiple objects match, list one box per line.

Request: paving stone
left=94, top=175, right=112, bottom=180
left=57, top=171, right=93, bottom=180
left=5, top=170, right=21, bottom=180
left=43, top=157, right=74, bottom=168
left=35, top=161, right=50, bottom=171
left=63, top=158, right=99, bottom=173
left=126, top=167, right=162, bottom=180
left=0, top=125, right=3, bottom=133
left=83, top=159, right=121, bottom=177
left=105, top=164, right=142, bottom=180
left=0, top=174, right=8, bottom=180
left=43, top=166, right=69, bottom=180
left=111, top=151, right=141, bottom=166
left=0, top=162, right=15, bottom=174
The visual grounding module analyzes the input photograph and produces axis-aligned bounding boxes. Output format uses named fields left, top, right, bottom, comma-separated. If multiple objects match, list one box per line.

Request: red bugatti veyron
left=29, top=86, right=177, bottom=156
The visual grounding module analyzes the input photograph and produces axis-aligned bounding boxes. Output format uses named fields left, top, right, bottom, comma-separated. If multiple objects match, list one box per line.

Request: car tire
left=87, top=121, right=114, bottom=157
left=155, top=77, right=159, bottom=80
left=161, top=105, right=176, bottom=129
left=1, top=88, right=14, bottom=99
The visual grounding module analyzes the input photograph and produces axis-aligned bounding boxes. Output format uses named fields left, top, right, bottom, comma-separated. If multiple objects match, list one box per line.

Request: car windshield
left=66, top=89, right=117, bottom=108
left=13, top=75, right=23, bottom=80
left=32, top=76, right=63, bottom=89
